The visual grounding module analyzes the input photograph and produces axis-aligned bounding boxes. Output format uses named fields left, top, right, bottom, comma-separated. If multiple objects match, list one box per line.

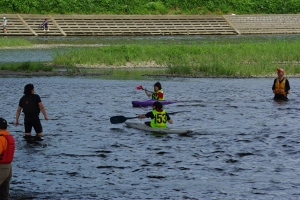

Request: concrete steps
left=1, top=14, right=300, bottom=36
left=0, top=14, right=236, bottom=36
left=224, top=14, right=300, bottom=34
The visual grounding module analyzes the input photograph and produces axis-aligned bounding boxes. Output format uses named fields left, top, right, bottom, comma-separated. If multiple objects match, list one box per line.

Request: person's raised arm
left=145, top=90, right=151, bottom=97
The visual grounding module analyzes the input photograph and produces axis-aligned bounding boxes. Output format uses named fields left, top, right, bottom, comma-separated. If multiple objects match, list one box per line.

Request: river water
left=1, top=34, right=300, bottom=199
left=1, top=76, right=300, bottom=199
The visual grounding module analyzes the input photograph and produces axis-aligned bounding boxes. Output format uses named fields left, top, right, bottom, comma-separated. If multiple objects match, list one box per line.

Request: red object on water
left=136, top=85, right=143, bottom=90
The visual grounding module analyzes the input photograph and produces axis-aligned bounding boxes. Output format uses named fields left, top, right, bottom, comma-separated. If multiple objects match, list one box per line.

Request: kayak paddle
left=110, top=115, right=138, bottom=124
left=136, top=85, right=153, bottom=93
left=136, top=85, right=144, bottom=90
left=167, top=111, right=190, bottom=115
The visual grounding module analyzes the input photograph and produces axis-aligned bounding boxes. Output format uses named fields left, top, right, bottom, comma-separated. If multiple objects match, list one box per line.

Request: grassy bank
left=1, top=38, right=300, bottom=77
left=0, top=38, right=32, bottom=48
left=0, top=61, right=53, bottom=72
left=1, top=0, right=299, bottom=15
left=52, top=40, right=300, bottom=77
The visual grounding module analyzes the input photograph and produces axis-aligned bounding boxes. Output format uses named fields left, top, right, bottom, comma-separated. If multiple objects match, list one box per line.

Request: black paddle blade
left=110, top=116, right=128, bottom=124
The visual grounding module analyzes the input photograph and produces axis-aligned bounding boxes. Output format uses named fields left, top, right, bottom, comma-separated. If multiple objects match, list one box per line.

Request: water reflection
left=0, top=76, right=299, bottom=199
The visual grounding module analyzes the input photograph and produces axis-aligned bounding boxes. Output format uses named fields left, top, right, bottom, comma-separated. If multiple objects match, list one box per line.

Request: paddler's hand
left=138, top=114, right=146, bottom=119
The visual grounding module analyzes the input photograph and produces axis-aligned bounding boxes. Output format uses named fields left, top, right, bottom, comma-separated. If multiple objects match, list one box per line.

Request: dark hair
left=153, top=101, right=163, bottom=110
left=154, top=82, right=162, bottom=90
left=24, top=84, right=34, bottom=95
left=0, top=117, right=7, bottom=129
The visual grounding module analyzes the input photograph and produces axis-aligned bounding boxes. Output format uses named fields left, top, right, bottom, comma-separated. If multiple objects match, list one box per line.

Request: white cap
left=3, top=17, right=6, bottom=20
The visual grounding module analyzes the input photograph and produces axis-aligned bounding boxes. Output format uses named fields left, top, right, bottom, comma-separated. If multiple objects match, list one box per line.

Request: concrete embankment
left=1, top=14, right=300, bottom=36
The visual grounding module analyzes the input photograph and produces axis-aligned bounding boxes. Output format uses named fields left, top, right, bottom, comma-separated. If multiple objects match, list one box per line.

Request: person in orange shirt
left=0, top=118, right=15, bottom=200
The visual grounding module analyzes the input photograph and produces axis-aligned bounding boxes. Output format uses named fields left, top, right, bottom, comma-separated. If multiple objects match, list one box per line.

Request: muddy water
left=1, top=76, right=300, bottom=199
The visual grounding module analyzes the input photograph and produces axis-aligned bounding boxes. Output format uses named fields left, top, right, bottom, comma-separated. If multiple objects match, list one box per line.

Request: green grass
left=79, top=68, right=169, bottom=80
left=52, top=40, right=300, bottom=77
left=0, top=38, right=33, bottom=47
left=1, top=39, right=299, bottom=77
left=0, top=62, right=53, bottom=72
left=1, top=0, right=300, bottom=14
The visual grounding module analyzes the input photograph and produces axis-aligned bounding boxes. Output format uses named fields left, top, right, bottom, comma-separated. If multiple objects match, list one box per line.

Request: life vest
left=152, top=89, right=164, bottom=100
left=150, top=109, right=167, bottom=128
left=0, top=134, right=15, bottom=164
left=22, top=95, right=40, bottom=115
left=274, top=78, right=287, bottom=96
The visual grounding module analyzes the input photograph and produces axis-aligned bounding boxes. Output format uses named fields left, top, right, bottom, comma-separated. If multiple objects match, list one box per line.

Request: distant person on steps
left=272, top=68, right=290, bottom=101
left=3, top=17, right=8, bottom=33
left=41, top=18, right=49, bottom=31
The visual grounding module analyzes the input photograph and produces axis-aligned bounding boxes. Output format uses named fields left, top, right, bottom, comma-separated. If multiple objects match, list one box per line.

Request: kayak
left=125, top=122, right=192, bottom=135
left=132, top=99, right=179, bottom=107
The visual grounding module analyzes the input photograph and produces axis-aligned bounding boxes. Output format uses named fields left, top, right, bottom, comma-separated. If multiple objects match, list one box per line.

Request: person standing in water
left=0, top=117, right=15, bottom=200
left=145, top=82, right=164, bottom=100
left=15, top=84, right=49, bottom=141
left=272, top=68, right=290, bottom=100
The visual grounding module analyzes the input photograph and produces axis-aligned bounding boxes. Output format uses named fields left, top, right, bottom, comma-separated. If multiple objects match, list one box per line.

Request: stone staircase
left=224, top=14, right=300, bottom=34
left=1, top=14, right=300, bottom=36
left=0, top=14, right=236, bottom=36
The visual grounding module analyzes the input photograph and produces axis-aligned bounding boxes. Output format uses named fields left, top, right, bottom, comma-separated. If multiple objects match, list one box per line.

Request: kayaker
left=272, top=68, right=290, bottom=101
left=145, top=82, right=164, bottom=100
left=138, top=101, right=173, bottom=128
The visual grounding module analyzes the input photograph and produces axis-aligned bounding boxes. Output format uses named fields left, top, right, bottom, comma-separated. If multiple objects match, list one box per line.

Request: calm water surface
left=1, top=76, right=300, bottom=199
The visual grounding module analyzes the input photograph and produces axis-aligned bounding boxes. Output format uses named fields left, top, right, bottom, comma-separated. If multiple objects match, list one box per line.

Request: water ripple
left=0, top=77, right=300, bottom=199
